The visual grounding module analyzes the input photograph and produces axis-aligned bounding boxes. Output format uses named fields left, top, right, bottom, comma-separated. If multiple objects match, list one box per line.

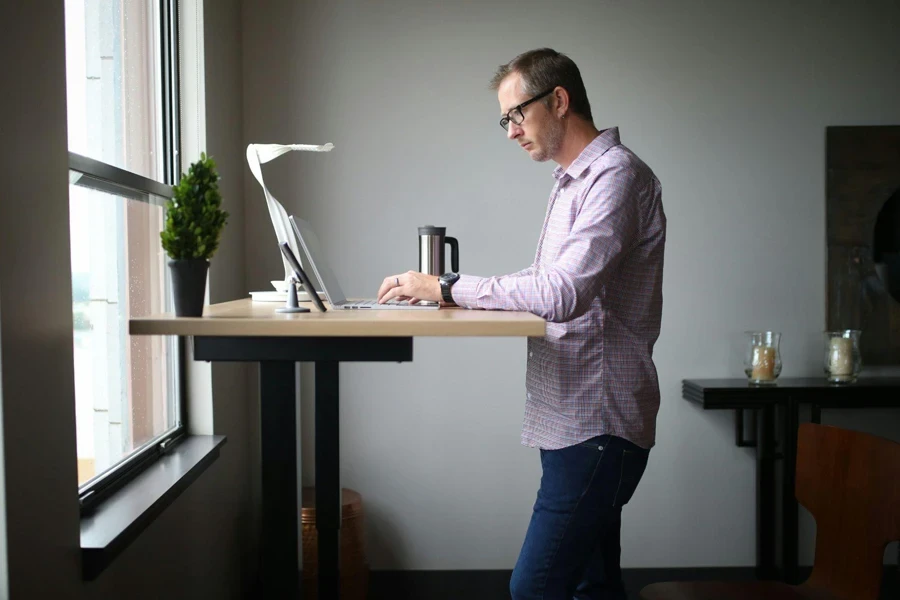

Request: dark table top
left=683, top=377, right=900, bottom=409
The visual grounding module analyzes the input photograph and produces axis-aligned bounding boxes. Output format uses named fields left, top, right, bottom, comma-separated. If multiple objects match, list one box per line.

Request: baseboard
left=367, top=566, right=899, bottom=600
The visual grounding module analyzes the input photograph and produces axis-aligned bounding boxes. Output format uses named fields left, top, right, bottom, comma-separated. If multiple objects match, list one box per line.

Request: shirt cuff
left=450, top=274, right=483, bottom=308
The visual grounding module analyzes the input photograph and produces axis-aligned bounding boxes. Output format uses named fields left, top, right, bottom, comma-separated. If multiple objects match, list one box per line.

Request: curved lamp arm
left=246, top=142, right=334, bottom=282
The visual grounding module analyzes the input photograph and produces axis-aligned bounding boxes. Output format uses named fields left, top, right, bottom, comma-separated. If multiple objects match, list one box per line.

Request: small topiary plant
left=160, top=153, right=229, bottom=260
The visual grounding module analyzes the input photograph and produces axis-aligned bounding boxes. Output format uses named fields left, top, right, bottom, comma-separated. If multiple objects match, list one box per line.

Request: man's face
left=498, top=73, right=564, bottom=163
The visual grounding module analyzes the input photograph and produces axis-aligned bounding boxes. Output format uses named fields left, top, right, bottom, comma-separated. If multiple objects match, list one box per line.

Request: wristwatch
left=439, top=272, right=460, bottom=304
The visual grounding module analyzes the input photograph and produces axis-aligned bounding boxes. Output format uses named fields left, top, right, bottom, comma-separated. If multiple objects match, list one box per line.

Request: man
left=377, top=48, right=666, bottom=600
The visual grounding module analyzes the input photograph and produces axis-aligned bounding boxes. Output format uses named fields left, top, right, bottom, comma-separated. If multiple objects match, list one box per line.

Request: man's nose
left=507, top=122, right=522, bottom=140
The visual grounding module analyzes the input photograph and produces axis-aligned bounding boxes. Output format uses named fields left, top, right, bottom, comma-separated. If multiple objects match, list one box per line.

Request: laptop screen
left=289, top=216, right=348, bottom=306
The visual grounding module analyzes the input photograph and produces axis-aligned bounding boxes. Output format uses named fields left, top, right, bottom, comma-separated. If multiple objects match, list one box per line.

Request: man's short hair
left=490, top=48, right=593, bottom=123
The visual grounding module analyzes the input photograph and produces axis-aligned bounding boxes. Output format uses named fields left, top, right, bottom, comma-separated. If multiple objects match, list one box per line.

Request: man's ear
left=553, top=86, right=570, bottom=118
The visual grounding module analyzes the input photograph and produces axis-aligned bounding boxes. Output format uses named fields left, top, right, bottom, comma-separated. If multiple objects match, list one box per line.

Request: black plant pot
left=169, top=259, right=210, bottom=317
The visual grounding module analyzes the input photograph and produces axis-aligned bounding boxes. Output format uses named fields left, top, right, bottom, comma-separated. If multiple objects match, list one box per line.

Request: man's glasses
left=499, top=88, right=555, bottom=131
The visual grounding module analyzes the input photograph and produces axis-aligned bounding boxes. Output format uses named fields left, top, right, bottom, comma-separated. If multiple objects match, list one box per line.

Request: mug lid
left=418, top=225, right=446, bottom=235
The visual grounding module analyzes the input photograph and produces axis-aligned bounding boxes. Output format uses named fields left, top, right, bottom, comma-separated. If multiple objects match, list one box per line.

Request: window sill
left=80, top=434, right=227, bottom=580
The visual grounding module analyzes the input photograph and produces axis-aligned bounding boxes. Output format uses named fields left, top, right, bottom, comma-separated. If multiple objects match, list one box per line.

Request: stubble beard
left=530, top=118, right=565, bottom=163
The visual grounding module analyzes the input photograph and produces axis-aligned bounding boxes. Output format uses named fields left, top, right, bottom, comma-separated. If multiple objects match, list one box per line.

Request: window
left=64, top=0, right=183, bottom=512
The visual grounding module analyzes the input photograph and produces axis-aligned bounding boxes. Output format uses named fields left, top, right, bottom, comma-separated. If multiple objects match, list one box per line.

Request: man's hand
left=377, top=271, right=442, bottom=304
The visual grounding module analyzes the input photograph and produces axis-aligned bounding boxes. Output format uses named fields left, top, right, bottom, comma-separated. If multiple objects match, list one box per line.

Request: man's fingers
left=380, top=285, right=403, bottom=304
left=376, top=278, right=391, bottom=302
left=377, top=274, right=403, bottom=302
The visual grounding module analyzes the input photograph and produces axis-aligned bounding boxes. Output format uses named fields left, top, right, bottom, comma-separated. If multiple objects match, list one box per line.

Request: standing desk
left=131, top=298, right=546, bottom=598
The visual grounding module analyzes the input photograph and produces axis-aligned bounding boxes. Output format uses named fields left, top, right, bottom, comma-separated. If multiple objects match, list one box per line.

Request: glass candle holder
left=744, top=331, right=782, bottom=385
left=824, top=330, right=861, bottom=383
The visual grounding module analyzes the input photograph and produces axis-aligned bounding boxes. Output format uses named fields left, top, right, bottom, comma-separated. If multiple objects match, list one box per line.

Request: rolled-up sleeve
left=451, top=165, right=642, bottom=323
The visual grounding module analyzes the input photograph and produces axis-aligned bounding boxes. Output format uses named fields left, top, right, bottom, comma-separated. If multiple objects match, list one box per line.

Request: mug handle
left=445, top=237, right=459, bottom=273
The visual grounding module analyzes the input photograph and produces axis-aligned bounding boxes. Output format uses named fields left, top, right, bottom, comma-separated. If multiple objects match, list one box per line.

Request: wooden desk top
left=130, top=298, right=546, bottom=338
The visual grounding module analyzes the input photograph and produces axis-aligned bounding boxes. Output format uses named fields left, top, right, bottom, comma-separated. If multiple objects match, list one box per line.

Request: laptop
left=289, top=215, right=439, bottom=310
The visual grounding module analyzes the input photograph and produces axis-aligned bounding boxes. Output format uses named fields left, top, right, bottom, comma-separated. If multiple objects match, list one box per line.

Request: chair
left=640, top=423, right=900, bottom=600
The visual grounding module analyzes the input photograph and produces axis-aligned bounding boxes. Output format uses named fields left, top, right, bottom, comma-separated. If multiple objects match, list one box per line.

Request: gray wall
left=0, top=1, right=83, bottom=596
left=0, top=1, right=255, bottom=598
left=242, top=0, right=900, bottom=570
left=201, top=0, right=258, bottom=585
left=0, top=297, right=7, bottom=597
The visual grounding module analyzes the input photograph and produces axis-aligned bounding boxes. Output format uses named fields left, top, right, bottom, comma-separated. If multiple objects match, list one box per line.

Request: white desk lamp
left=246, top=142, right=334, bottom=304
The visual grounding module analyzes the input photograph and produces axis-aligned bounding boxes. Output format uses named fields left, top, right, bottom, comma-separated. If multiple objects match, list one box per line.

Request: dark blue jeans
left=509, top=434, right=650, bottom=600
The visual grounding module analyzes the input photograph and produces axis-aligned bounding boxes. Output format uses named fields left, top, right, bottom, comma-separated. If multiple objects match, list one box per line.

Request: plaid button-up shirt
left=451, top=128, right=666, bottom=450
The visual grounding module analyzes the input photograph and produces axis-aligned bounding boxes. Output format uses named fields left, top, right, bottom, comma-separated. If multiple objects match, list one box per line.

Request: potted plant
left=160, top=153, right=229, bottom=316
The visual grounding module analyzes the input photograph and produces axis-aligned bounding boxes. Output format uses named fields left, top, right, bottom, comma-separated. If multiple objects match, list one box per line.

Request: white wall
left=0, top=1, right=256, bottom=598
left=242, top=0, right=900, bottom=571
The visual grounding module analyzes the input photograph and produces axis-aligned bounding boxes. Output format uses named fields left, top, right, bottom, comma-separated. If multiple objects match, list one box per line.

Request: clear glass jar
left=824, top=330, right=861, bottom=383
left=744, top=331, right=782, bottom=385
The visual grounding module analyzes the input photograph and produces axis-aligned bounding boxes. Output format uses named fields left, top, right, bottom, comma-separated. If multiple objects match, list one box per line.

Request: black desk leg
left=316, top=361, right=341, bottom=600
left=782, top=396, right=800, bottom=584
left=259, top=361, right=299, bottom=598
left=756, top=404, right=777, bottom=580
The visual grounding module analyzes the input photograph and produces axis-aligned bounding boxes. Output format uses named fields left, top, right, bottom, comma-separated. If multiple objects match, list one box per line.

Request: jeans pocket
left=577, top=435, right=609, bottom=451
left=611, top=448, right=649, bottom=507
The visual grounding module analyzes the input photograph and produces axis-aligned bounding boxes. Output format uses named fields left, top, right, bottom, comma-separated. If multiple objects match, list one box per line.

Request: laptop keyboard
left=345, top=299, right=409, bottom=308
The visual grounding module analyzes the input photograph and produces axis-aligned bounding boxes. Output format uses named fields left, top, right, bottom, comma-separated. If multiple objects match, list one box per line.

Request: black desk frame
left=683, top=377, right=900, bottom=584
left=195, top=336, right=414, bottom=599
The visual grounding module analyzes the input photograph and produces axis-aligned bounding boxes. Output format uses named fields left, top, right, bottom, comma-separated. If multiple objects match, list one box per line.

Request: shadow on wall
left=364, top=502, right=406, bottom=570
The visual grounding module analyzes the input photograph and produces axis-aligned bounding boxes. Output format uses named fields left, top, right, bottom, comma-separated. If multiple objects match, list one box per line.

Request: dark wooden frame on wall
left=826, top=125, right=900, bottom=365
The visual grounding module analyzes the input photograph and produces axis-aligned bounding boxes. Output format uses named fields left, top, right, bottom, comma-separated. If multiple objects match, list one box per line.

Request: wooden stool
left=301, top=487, right=369, bottom=600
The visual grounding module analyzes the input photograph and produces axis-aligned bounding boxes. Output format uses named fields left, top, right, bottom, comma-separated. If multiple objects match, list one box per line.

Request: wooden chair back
left=795, top=422, right=900, bottom=599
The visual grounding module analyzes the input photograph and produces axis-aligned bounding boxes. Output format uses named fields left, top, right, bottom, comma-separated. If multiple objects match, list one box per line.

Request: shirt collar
left=552, top=127, right=621, bottom=182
